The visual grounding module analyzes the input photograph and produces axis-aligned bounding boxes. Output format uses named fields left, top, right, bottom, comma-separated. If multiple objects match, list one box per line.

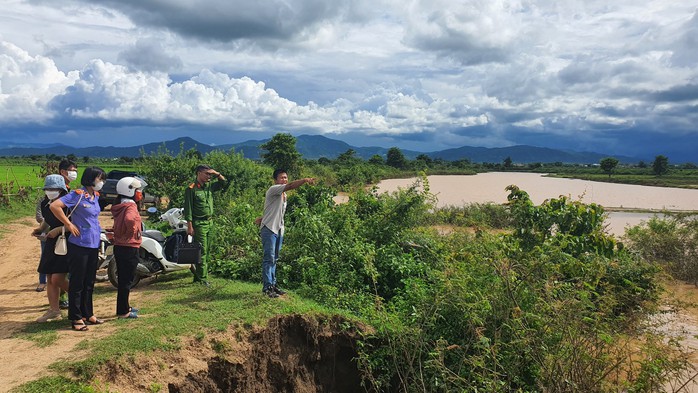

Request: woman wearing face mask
left=51, top=166, right=106, bottom=332
left=33, top=160, right=77, bottom=293
left=33, top=175, right=70, bottom=322
left=111, top=177, right=146, bottom=319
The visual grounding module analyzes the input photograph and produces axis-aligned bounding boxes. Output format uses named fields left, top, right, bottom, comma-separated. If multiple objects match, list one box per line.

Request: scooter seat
left=143, top=230, right=166, bottom=242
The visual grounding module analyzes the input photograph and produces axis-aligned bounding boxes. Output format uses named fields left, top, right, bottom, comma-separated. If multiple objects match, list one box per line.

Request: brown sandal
left=71, top=321, right=89, bottom=332
left=84, top=317, right=104, bottom=325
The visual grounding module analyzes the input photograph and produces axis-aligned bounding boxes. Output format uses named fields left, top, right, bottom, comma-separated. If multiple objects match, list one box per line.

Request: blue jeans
left=261, top=226, right=283, bottom=291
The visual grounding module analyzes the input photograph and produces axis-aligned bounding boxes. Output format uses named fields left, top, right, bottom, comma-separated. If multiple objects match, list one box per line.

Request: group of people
left=33, top=160, right=145, bottom=331
left=184, top=165, right=314, bottom=298
left=33, top=161, right=315, bottom=332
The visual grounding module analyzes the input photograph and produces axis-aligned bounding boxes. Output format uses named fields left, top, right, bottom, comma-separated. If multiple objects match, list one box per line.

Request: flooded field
left=377, top=172, right=698, bottom=237
left=377, top=172, right=698, bottom=210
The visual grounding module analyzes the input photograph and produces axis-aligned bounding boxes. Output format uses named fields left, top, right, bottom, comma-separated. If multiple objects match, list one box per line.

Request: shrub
left=624, top=215, right=698, bottom=284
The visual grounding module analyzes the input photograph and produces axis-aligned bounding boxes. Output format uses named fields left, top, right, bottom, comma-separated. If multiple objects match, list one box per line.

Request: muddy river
left=376, top=172, right=698, bottom=237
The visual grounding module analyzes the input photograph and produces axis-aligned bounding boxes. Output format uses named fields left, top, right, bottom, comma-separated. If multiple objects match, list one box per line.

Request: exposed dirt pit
left=99, top=314, right=370, bottom=393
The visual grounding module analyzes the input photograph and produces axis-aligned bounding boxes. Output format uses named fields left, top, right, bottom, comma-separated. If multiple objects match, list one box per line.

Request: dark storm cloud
left=651, top=84, right=698, bottom=103
left=670, top=9, right=698, bottom=67
left=80, top=0, right=358, bottom=44
left=407, top=35, right=509, bottom=65
left=557, top=60, right=609, bottom=86
left=118, top=39, right=183, bottom=72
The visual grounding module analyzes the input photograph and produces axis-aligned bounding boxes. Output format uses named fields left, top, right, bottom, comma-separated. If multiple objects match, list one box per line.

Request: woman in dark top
left=33, top=174, right=69, bottom=322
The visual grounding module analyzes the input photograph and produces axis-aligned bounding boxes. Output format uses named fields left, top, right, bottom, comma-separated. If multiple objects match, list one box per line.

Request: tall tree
left=652, top=155, right=669, bottom=176
left=386, top=147, right=407, bottom=169
left=503, top=156, right=513, bottom=170
left=260, top=133, right=302, bottom=177
left=368, top=154, right=384, bottom=165
left=337, top=149, right=360, bottom=165
left=599, top=157, right=619, bottom=178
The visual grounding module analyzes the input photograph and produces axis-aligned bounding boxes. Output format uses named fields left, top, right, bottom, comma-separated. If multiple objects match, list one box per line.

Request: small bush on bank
left=625, top=214, right=698, bottom=285
left=428, top=202, right=513, bottom=228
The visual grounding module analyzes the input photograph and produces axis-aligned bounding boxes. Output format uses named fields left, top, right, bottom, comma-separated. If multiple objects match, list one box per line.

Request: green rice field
left=1, top=160, right=136, bottom=192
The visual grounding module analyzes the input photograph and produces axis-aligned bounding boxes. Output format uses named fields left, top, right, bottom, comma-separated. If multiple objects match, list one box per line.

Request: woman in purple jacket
left=51, top=167, right=106, bottom=332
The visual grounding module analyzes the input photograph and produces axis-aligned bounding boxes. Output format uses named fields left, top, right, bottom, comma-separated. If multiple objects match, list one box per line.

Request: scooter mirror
left=147, top=207, right=158, bottom=214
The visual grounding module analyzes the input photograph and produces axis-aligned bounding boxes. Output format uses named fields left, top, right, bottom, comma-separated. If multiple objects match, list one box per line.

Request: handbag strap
left=66, top=192, right=84, bottom=220
left=60, top=192, right=85, bottom=236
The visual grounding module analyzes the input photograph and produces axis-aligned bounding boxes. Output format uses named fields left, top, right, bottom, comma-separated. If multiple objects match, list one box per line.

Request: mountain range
left=0, top=135, right=643, bottom=164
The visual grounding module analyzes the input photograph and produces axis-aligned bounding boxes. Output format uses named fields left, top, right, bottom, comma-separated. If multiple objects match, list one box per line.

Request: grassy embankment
left=536, top=166, right=698, bottom=189
left=11, top=272, right=352, bottom=393
left=1, top=161, right=357, bottom=392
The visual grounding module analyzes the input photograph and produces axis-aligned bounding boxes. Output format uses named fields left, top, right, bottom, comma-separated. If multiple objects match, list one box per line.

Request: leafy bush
left=273, top=181, right=670, bottom=392
left=625, top=215, right=698, bottom=284
left=428, top=202, right=513, bottom=228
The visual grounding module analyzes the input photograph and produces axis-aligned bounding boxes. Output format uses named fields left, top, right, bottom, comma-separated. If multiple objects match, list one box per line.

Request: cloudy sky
left=1, top=0, right=697, bottom=161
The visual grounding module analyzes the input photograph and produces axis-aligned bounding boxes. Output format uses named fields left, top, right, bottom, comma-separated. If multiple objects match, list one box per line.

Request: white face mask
left=67, top=171, right=78, bottom=182
left=45, top=190, right=61, bottom=200
left=93, top=181, right=104, bottom=191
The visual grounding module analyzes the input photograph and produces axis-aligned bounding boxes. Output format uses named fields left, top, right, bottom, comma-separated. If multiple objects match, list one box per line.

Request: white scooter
left=95, top=231, right=114, bottom=282
left=107, top=207, right=195, bottom=288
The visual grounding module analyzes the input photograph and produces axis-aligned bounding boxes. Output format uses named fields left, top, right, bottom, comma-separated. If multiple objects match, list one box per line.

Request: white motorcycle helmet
left=116, top=176, right=147, bottom=199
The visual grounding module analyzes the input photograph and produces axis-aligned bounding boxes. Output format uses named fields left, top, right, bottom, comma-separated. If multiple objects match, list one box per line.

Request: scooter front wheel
left=107, top=259, right=142, bottom=289
left=95, top=250, right=113, bottom=282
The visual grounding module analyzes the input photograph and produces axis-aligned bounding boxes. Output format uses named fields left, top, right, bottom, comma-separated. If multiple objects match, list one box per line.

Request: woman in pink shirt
left=111, top=177, right=145, bottom=319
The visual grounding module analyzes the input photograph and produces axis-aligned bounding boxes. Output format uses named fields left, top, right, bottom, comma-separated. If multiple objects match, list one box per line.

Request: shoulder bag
left=54, top=193, right=84, bottom=256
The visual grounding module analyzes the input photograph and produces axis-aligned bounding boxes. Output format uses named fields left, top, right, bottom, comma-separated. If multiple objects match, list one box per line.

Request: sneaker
left=59, top=300, right=69, bottom=310
left=272, top=286, right=286, bottom=295
left=264, top=288, right=279, bottom=298
left=36, top=309, right=62, bottom=322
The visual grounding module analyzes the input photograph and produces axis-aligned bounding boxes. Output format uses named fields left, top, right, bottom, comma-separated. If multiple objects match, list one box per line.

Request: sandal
left=71, top=321, right=89, bottom=332
left=118, top=311, right=138, bottom=319
left=36, top=309, right=62, bottom=323
left=84, top=317, right=105, bottom=325
left=35, top=284, right=46, bottom=292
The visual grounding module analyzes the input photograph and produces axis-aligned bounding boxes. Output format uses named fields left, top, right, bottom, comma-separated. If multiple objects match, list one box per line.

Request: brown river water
left=376, top=172, right=698, bottom=237
left=377, top=173, right=698, bottom=390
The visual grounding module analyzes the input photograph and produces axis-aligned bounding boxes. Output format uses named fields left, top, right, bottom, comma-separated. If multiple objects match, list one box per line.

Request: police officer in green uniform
left=184, top=165, right=228, bottom=285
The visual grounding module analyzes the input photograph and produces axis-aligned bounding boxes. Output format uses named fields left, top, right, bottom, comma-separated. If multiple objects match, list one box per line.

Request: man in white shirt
left=256, top=169, right=315, bottom=298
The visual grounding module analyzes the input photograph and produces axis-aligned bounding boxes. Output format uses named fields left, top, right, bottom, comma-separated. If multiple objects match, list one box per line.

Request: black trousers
left=113, top=245, right=139, bottom=315
left=67, top=243, right=99, bottom=321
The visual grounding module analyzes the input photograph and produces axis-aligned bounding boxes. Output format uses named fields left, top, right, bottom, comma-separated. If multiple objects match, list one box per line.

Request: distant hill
left=428, top=145, right=636, bottom=164
left=0, top=135, right=642, bottom=164
left=0, top=137, right=213, bottom=158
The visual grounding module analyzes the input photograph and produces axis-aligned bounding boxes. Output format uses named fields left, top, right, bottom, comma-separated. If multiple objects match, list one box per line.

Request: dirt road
left=0, top=214, right=132, bottom=392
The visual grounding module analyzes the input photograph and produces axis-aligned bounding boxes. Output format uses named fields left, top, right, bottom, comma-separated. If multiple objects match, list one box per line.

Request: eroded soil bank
left=96, top=314, right=370, bottom=393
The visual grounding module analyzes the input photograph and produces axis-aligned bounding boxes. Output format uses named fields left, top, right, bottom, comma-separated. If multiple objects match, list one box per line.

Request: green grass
left=11, top=270, right=356, bottom=392
left=14, top=321, right=62, bottom=347
left=1, top=163, right=138, bottom=191
left=0, top=198, right=37, bottom=232
left=539, top=168, right=698, bottom=189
